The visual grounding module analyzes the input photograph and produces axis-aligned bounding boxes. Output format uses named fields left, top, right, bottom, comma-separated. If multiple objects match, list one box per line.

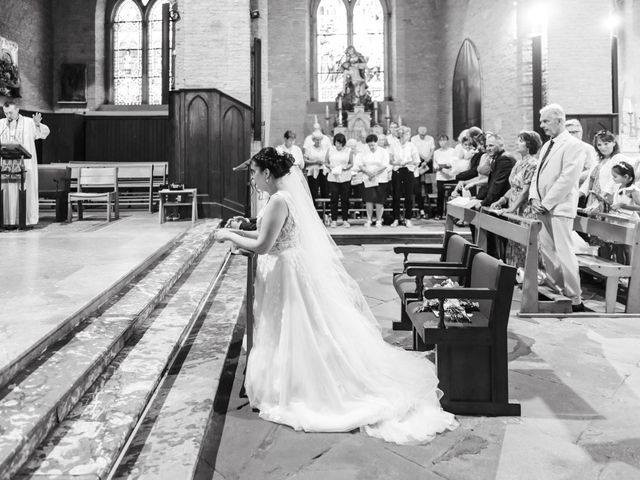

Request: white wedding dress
left=245, top=188, right=458, bottom=445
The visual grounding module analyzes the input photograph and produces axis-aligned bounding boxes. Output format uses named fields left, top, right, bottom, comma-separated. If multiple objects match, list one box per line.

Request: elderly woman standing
left=390, top=126, right=421, bottom=227
left=304, top=130, right=330, bottom=207
left=325, top=133, right=354, bottom=228
left=490, top=131, right=542, bottom=267
left=491, top=131, right=541, bottom=215
left=354, top=133, right=390, bottom=228
left=279, top=130, right=305, bottom=171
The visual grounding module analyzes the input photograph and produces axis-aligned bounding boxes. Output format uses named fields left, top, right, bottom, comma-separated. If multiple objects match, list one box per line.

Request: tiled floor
left=211, top=244, right=640, bottom=480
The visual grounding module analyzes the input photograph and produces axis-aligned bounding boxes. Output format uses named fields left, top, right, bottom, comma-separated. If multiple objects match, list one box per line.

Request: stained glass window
left=317, top=0, right=348, bottom=102
left=113, top=0, right=142, bottom=105
left=111, top=0, right=172, bottom=105
left=315, top=0, right=386, bottom=102
left=353, top=0, right=384, bottom=101
left=148, top=0, right=167, bottom=105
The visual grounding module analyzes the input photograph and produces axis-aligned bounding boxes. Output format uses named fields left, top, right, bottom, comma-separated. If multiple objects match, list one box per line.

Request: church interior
left=1, top=0, right=640, bottom=478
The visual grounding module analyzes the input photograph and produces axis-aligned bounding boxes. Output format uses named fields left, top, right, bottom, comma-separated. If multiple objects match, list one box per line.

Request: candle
left=325, top=105, right=330, bottom=117
left=374, top=101, right=378, bottom=110
left=385, top=104, right=390, bottom=118
left=398, top=115, right=402, bottom=126
left=338, top=97, right=342, bottom=109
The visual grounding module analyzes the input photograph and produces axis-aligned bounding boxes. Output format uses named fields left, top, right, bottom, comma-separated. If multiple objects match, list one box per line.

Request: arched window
left=109, top=0, right=173, bottom=105
left=313, top=0, right=387, bottom=102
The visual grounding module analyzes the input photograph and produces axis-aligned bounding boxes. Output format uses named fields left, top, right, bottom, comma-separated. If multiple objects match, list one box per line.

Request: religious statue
left=335, top=46, right=373, bottom=112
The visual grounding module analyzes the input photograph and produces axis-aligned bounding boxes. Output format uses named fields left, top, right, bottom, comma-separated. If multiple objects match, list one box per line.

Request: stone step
left=112, top=255, right=247, bottom=479
left=0, top=225, right=185, bottom=393
left=16, top=243, right=236, bottom=479
left=0, top=221, right=220, bottom=480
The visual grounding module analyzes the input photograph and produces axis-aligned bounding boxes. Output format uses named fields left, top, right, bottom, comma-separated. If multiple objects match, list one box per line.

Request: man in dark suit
left=477, top=133, right=515, bottom=259
left=478, top=133, right=516, bottom=208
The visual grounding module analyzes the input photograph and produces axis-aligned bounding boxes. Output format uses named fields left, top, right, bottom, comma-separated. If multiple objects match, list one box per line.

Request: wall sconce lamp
left=250, top=10, right=260, bottom=19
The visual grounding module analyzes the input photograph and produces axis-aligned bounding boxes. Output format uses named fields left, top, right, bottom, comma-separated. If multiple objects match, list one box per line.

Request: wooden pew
left=573, top=209, right=640, bottom=314
left=67, top=161, right=168, bottom=212
left=38, top=165, right=71, bottom=222
left=391, top=231, right=479, bottom=331
left=445, top=202, right=571, bottom=314
left=406, top=252, right=521, bottom=416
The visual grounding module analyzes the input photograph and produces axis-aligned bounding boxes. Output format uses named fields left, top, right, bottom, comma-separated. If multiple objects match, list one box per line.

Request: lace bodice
left=257, top=191, right=299, bottom=254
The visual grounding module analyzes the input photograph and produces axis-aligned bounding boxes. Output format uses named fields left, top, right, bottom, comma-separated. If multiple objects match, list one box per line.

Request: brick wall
left=266, top=0, right=310, bottom=146
left=545, top=0, right=612, bottom=115
left=390, top=0, right=443, bottom=137
left=437, top=0, right=523, bottom=147
left=0, top=0, right=53, bottom=111
left=174, top=0, right=252, bottom=105
left=52, top=0, right=101, bottom=111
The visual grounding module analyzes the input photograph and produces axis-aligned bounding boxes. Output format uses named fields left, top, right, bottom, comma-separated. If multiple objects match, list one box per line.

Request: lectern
left=0, top=143, right=31, bottom=229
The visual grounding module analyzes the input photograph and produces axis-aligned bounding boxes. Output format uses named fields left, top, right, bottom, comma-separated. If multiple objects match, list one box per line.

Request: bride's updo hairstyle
left=252, top=146, right=294, bottom=178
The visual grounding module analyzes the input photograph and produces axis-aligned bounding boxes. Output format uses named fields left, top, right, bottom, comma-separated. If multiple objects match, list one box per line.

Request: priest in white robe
left=1, top=100, right=50, bottom=226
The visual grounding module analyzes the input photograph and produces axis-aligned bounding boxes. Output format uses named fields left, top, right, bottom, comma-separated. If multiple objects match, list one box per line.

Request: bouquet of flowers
left=416, top=278, right=479, bottom=323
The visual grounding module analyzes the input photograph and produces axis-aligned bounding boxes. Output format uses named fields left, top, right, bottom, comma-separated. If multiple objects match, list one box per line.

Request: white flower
left=275, top=145, right=286, bottom=156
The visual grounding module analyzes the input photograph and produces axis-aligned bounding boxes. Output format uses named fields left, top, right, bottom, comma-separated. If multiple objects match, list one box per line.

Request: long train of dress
left=245, top=190, right=457, bottom=445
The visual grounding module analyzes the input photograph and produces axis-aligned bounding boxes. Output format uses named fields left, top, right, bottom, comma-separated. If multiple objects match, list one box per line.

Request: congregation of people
left=279, top=104, right=640, bottom=312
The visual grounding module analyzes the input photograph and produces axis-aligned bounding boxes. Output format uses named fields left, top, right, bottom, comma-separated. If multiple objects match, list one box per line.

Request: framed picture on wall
left=59, top=63, right=87, bottom=103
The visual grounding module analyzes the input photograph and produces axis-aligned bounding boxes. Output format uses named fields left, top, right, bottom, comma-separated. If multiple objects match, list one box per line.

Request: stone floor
left=212, top=244, right=640, bottom=480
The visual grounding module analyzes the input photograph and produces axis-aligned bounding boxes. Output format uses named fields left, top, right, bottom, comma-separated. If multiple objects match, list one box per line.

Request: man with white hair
left=565, top=118, right=598, bottom=189
left=411, top=126, right=435, bottom=170
left=530, top=104, right=586, bottom=312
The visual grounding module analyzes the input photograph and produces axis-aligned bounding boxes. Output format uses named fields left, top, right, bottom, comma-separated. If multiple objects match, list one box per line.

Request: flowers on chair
left=416, top=278, right=479, bottom=323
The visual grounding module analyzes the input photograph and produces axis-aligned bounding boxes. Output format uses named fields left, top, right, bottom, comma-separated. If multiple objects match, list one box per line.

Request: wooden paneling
left=85, top=116, right=170, bottom=163
left=185, top=95, right=211, bottom=198
left=171, top=89, right=252, bottom=218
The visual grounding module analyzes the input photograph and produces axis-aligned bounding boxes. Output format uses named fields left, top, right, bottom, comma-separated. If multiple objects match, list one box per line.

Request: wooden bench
left=315, top=196, right=421, bottom=222
left=38, top=164, right=71, bottom=222
left=68, top=161, right=168, bottom=212
left=406, top=251, right=521, bottom=416
left=445, top=202, right=572, bottom=314
left=573, top=209, right=640, bottom=313
left=391, top=231, right=480, bottom=331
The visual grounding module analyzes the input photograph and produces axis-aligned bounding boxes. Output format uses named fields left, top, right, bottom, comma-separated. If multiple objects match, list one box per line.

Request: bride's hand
left=214, top=229, right=232, bottom=242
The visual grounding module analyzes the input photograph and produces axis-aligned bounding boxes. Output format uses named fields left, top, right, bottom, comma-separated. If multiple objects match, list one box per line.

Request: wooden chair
left=423, top=173, right=438, bottom=219
left=68, top=167, right=119, bottom=222
left=406, top=252, right=521, bottom=416
left=392, top=231, right=478, bottom=331
left=38, top=165, right=71, bottom=222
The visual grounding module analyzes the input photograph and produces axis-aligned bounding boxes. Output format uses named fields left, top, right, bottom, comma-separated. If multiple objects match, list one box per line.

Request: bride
left=214, top=146, right=457, bottom=444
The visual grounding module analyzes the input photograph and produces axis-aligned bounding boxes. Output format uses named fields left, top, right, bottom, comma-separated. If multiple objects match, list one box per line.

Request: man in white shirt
left=411, top=126, right=435, bottom=171
left=530, top=104, right=586, bottom=312
left=386, top=121, right=400, bottom=152
left=565, top=119, right=598, bottom=198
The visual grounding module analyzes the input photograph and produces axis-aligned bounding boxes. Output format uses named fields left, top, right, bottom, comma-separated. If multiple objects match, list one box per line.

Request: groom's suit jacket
left=529, top=130, right=585, bottom=218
